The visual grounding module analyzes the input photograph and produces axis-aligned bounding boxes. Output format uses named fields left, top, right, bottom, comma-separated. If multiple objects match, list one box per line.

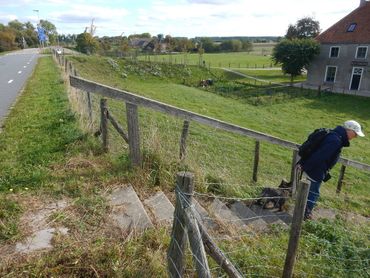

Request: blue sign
left=37, top=26, right=46, bottom=42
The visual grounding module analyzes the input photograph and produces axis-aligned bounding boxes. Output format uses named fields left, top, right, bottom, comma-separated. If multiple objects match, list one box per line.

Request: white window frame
left=329, top=46, right=340, bottom=58
left=324, top=65, right=337, bottom=83
left=349, top=67, right=364, bottom=91
left=355, top=46, right=368, bottom=59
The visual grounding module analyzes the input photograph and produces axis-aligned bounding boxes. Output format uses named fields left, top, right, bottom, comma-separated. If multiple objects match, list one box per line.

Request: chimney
left=360, top=0, right=368, bottom=7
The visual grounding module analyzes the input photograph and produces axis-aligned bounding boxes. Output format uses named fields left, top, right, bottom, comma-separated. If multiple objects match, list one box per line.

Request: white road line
left=8, top=79, right=13, bottom=84
left=23, top=66, right=27, bottom=68
left=18, top=71, right=22, bottom=74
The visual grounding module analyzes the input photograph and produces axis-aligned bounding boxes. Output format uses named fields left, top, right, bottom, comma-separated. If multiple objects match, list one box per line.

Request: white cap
left=344, top=120, right=365, bottom=137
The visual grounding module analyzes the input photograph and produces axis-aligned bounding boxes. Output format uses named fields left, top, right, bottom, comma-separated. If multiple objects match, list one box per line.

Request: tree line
left=0, top=19, right=58, bottom=52
left=72, top=32, right=255, bottom=55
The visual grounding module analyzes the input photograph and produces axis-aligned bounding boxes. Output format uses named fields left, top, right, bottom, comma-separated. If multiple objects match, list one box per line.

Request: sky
left=0, top=0, right=363, bottom=38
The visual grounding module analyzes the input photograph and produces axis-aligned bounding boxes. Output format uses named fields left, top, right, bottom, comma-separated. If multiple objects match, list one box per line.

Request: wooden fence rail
left=69, top=75, right=370, bottom=174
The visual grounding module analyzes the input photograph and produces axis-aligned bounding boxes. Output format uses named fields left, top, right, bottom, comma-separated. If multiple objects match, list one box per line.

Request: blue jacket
left=300, top=126, right=349, bottom=181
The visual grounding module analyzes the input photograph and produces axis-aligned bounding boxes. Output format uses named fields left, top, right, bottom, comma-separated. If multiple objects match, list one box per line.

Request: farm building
left=306, top=0, right=370, bottom=96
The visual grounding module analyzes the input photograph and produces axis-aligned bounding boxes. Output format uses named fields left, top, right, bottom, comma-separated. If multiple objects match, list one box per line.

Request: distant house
left=306, top=0, right=370, bottom=96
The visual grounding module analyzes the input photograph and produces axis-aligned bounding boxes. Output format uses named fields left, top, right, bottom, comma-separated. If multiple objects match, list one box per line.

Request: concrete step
left=313, top=207, right=337, bottom=221
left=208, top=199, right=247, bottom=230
left=250, top=204, right=288, bottom=226
left=144, top=191, right=174, bottom=225
left=230, top=201, right=268, bottom=231
left=192, top=198, right=218, bottom=230
left=109, top=185, right=153, bottom=231
left=274, top=211, right=293, bottom=225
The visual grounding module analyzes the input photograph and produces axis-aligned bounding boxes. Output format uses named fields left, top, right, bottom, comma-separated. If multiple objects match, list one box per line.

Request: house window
left=347, top=23, right=357, bottom=32
left=356, top=47, right=368, bottom=59
left=325, top=66, right=337, bottom=82
left=329, top=46, right=340, bottom=58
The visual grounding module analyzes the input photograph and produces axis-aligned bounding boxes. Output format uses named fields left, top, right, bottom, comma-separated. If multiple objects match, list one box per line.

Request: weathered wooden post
left=100, top=98, right=108, bottom=152
left=336, top=165, right=346, bottom=194
left=290, top=150, right=299, bottom=196
left=184, top=208, right=211, bottom=278
left=126, top=102, right=141, bottom=167
left=86, top=92, right=93, bottom=125
left=168, top=172, right=194, bottom=278
left=179, top=120, right=190, bottom=160
left=253, top=140, right=260, bottom=182
left=283, top=180, right=310, bottom=278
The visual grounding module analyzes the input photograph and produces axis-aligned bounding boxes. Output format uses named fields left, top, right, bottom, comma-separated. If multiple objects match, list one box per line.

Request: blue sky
left=0, top=0, right=361, bottom=37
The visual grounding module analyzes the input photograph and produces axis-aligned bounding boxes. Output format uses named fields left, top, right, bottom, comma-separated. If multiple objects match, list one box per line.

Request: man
left=298, top=120, right=365, bottom=220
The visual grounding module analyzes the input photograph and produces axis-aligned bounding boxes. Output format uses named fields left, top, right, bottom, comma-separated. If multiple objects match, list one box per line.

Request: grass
left=138, top=51, right=274, bottom=68
left=233, top=68, right=307, bottom=83
left=69, top=55, right=370, bottom=217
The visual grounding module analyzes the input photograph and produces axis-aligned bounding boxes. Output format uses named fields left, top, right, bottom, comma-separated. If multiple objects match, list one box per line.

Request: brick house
left=306, top=0, right=370, bottom=96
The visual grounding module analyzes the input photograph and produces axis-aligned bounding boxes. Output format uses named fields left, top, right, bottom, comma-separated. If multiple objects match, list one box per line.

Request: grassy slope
left=0, top=56, right=170, bottom=277
left=70, top=56, right=370, bottom=215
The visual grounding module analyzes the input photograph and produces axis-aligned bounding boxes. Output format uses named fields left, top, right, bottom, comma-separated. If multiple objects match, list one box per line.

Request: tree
left=242, top=40, right=253, bottom=53
left=76, top=32, right=99, bottom=54
left=272, top=38, right=320, bottom=83
left=0, top=29, right=16, bottom=52
left=39, top=19, right=58, bottom=44
left=285, top=17, right=320, bottom=39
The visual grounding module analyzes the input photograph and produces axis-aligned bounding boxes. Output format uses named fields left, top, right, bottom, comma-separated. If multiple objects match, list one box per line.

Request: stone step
left=109, top=185, right=153, bottom=231
left=313, top=207, right=337, bottom=221
left=192, top=198, right=218, bottom=230
left=230, top=201, right=268, bottom=231
left=250, top=204, right=288, bottom=226
left=144, top=191, right=174, bottom=225
left=208, top=199, right=247, bottom=230
left=274, top=211, right=293, bottom=225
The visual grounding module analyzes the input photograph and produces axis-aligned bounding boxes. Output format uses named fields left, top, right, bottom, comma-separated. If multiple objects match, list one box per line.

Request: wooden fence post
left=184, top=208, right=211, bottom=278
left=100, top=98, right=108, bottom=152
left=126, top=102, right=141, bottom=167
left=86, top=92, right=93, bottom=125
left=318, top=85, right=321, bottom=97
left=290, top=150, right=299, bottom=195
left=179, top=120, right=190, bottom=160
left=253, top=141, right=260, bottom=182
left=336, top=165, right=346, bottom=194
left=168, top=172, right=194, bottom=278
left=283, top=180, right=310, bottom=278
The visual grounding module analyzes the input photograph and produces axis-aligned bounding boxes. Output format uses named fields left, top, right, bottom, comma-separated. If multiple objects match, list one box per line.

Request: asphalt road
left=0, top=48, right=39, bottom=125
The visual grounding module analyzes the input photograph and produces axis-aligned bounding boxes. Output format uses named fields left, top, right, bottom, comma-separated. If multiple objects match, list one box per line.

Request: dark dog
left=257, top=179, right=292, bottom=211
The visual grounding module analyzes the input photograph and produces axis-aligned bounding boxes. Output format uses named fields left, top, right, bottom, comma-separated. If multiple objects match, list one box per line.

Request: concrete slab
left=250, top=205, right=287, bottom=226
left=193, top=199, right=218, bottom=230
left=208, top=199, right=246, bottom=229
left=15, top=227, right=68, bottom=253
left=230, top=201, right=268, bottom=231
left=144, top=192, right=174, bottom=224
left=313, top=207, right=337, bottom=221
left=109, top=185, right=153, bottom=231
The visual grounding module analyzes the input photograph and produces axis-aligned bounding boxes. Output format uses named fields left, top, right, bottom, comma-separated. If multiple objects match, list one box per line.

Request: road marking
left=23, top=66, right=27, bottom=68
left=8, top=79, right=13, bottom=84
left=18, top=71, right=22, bottom=74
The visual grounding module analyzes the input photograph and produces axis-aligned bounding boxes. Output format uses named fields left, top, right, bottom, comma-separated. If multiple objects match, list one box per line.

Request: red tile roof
left=316, top=2, right=370, bottom=44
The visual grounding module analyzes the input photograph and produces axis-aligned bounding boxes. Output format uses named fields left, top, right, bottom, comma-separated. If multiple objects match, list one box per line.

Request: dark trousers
left=306, top=179, right=322, bottom=213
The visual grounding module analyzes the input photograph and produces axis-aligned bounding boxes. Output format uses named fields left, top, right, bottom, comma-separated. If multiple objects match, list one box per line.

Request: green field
left=138, top=51, right=275, bottom=68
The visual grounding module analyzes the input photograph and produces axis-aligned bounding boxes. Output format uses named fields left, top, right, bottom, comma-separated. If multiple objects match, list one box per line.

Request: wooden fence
left=53, top=49, right=370, bottom=193
left=168, top=172, right=311, bottom=278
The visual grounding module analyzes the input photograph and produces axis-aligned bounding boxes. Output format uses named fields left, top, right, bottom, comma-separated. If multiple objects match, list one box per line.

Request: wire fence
left=168, top=172, right=369, bottom=278
left=52, top=49, right=370, bottom=277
